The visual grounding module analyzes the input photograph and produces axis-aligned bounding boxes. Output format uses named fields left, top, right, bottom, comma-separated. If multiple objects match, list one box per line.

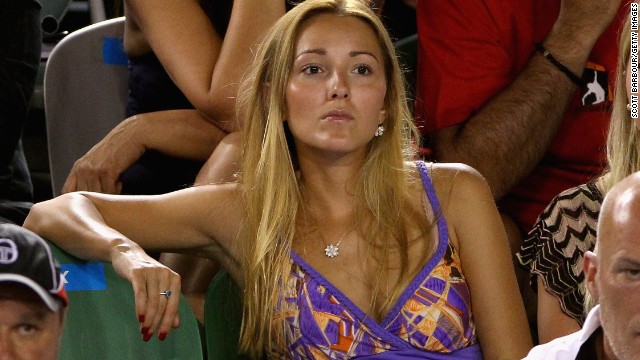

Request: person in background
left=417, top=0, right=626, bottom=234
left=519, top=5, right=639, bottom=343
left=24, top=0, right=532, bottom=357
left=0, top=223, right=68, bottom=360
left=0, top=0, right=41, bottom=225
left=63, top=0, right=289, bottom=196
left=523, top=170, right=640, bottom=360
left=415, top=0, right=627, bottom=329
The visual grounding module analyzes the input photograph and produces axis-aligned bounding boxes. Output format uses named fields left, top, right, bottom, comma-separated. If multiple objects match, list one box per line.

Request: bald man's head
left=585, top=171, right=640, bottom=360
left=598, top=172, right=640, bottom=257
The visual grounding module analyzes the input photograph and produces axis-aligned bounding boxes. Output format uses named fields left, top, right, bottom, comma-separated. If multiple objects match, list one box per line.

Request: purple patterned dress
left=271, top=162, right=483, bottom=359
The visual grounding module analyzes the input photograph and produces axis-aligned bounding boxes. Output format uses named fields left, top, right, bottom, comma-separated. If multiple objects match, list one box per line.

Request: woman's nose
left=329, top=72, right=350, bottom=99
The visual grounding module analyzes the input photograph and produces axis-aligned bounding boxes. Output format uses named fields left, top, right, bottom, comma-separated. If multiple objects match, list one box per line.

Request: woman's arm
left=26, top=185, right=241, bottom=262
left=23, top=185, right=242, bottom=338
left=537, top=278, right=581, bottom=343
left=158, top=132, right=242, bottom=323
left=126, top=0, right=286, bottom=130
left=62, top=109, right=227, bottom=194
left=438, top=164, right=532, bottom=359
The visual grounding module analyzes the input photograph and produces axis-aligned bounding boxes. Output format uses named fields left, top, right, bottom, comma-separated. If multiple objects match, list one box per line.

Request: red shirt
left=416, top=0, right=627, bottom=231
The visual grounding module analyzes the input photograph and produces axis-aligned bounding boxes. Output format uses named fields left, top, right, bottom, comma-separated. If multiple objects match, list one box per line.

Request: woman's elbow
left=23, top=200, right=50, bottom=234
left=196, top=97, right=239, bottom=133
left=23, top=194, right=74, bottom=235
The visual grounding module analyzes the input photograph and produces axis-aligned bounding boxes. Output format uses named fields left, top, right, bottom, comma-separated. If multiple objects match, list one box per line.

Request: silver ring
left=159, top=290, right=172, bottom=299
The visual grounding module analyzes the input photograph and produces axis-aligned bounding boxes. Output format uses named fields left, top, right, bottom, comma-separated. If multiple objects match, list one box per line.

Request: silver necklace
left=301, top=201, right=353, bottom=258
left=324, top=229, right=350, bottom=258
left=303, top=204, right=353, bottom=258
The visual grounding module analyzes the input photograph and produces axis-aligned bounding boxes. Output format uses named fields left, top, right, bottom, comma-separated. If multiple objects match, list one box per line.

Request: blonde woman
left=518, top=5, right=638, bottom=344
left=24, top=0, right=531, bottom=358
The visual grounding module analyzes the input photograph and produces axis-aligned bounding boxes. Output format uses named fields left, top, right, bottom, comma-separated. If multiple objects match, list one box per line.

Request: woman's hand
left=111, top=245, right=182, bottom=341
left=62, top=117, right=145, bottom=194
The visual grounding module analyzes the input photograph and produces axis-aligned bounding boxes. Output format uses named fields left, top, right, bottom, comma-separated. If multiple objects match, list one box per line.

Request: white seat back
left=44, top=17, right=128, bottom=196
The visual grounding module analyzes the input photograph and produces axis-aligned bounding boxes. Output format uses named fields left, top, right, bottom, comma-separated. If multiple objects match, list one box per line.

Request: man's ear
left=584, top=251, right=600, bottom=302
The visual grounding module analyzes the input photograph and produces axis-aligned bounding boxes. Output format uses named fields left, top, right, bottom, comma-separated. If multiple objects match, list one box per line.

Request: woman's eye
left=354, top=65, right=372, bottom=75
left=302, top=65, right=322, bottom=74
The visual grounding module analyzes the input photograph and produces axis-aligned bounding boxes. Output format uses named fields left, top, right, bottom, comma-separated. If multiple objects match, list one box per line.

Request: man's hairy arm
left=432, top=0, right=622, bottom=199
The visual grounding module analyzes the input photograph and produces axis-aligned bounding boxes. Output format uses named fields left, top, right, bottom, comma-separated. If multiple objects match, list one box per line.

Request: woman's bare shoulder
left=188, top=182, right=244, bottom=220
left=429, top=162, right=483, bottom=180
left=409, top=162, right=489, bottom=203
left=183, top=183, right=244, bottom=266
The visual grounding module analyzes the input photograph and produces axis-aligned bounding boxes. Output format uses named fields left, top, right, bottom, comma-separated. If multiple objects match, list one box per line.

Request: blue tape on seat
left=102, top=37, right=128, bottom=66
left=60, top=262, right=107, bottom=291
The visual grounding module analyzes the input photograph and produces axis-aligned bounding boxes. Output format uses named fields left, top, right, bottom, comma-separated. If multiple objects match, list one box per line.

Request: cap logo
left=0, top=238, right=18, bottom=264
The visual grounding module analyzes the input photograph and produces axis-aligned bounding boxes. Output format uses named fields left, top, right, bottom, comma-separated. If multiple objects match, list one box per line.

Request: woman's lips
left=322, top=109, right=354, bottom=121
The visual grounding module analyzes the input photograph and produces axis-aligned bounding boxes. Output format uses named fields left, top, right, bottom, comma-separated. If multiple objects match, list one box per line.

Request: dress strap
left=379, top=161, right=450, bottom=326
left=415, top=162, right=441, bottom=216
left=415, top=161, right=448, bottom=257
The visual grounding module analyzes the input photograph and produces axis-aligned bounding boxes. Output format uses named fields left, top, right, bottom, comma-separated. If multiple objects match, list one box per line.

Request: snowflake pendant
left=325, top=243, right=340, bottom=258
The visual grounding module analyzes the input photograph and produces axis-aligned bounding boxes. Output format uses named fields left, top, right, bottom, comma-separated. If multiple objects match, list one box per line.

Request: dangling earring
left=374, top=125, right=385, bottom=137
left=628, top=103, right=632, bottom=111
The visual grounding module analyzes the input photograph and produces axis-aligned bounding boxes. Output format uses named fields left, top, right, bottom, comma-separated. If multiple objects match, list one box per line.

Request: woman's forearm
left=126, top=0, right=286, bottom=127
left=23, top=193, right=139, bottom=262
left=134, top=109, right=228, bottom=161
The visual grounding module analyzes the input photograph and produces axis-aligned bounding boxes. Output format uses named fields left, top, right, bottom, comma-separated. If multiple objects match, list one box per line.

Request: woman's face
left=285, top=13, right=387, bottom=162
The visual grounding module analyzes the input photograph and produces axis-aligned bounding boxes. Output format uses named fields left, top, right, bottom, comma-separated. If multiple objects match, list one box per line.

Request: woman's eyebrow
left=295, top=48, right=326, bottom=59
left=294, top=49, right=379, bottom=63
left=350, top=50, right=379, bottom=63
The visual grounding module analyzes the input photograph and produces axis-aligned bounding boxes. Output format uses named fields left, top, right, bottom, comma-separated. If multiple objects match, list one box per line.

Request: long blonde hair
left=603, top=8, right=639, bottom=192
left=585, top=5, right=636, bottom=315
left=236, top=0, right=422, bottom=356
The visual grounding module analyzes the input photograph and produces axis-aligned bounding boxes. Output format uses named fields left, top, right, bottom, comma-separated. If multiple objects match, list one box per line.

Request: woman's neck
left=296, top=153, right=363, bottom=211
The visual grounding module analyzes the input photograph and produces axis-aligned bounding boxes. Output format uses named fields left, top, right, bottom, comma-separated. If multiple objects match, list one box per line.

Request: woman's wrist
left=109, top=238, right=144, bottom=264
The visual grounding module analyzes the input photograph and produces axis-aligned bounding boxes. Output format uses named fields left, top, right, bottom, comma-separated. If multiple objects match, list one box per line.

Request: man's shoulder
left=522, top=331, right=585, bottom=360
left=524, top=307, right=602, bottom=360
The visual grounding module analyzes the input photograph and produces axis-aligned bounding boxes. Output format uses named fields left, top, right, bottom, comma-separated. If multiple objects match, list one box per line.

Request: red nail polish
left=141, top=327, right=149, bottom=335
left=143, top=333, right=152, bottom=342
left=159, top=332, right=167, bottom=341
left=138, top=315, right=145, bottom=323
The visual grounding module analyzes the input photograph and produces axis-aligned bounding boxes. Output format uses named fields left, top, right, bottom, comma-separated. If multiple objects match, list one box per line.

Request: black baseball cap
left=0, top=224, right=68, bottom=311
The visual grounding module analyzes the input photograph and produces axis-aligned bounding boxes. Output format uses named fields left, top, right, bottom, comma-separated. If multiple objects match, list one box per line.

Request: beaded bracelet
left=535, top=43, right=585, bottom=88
